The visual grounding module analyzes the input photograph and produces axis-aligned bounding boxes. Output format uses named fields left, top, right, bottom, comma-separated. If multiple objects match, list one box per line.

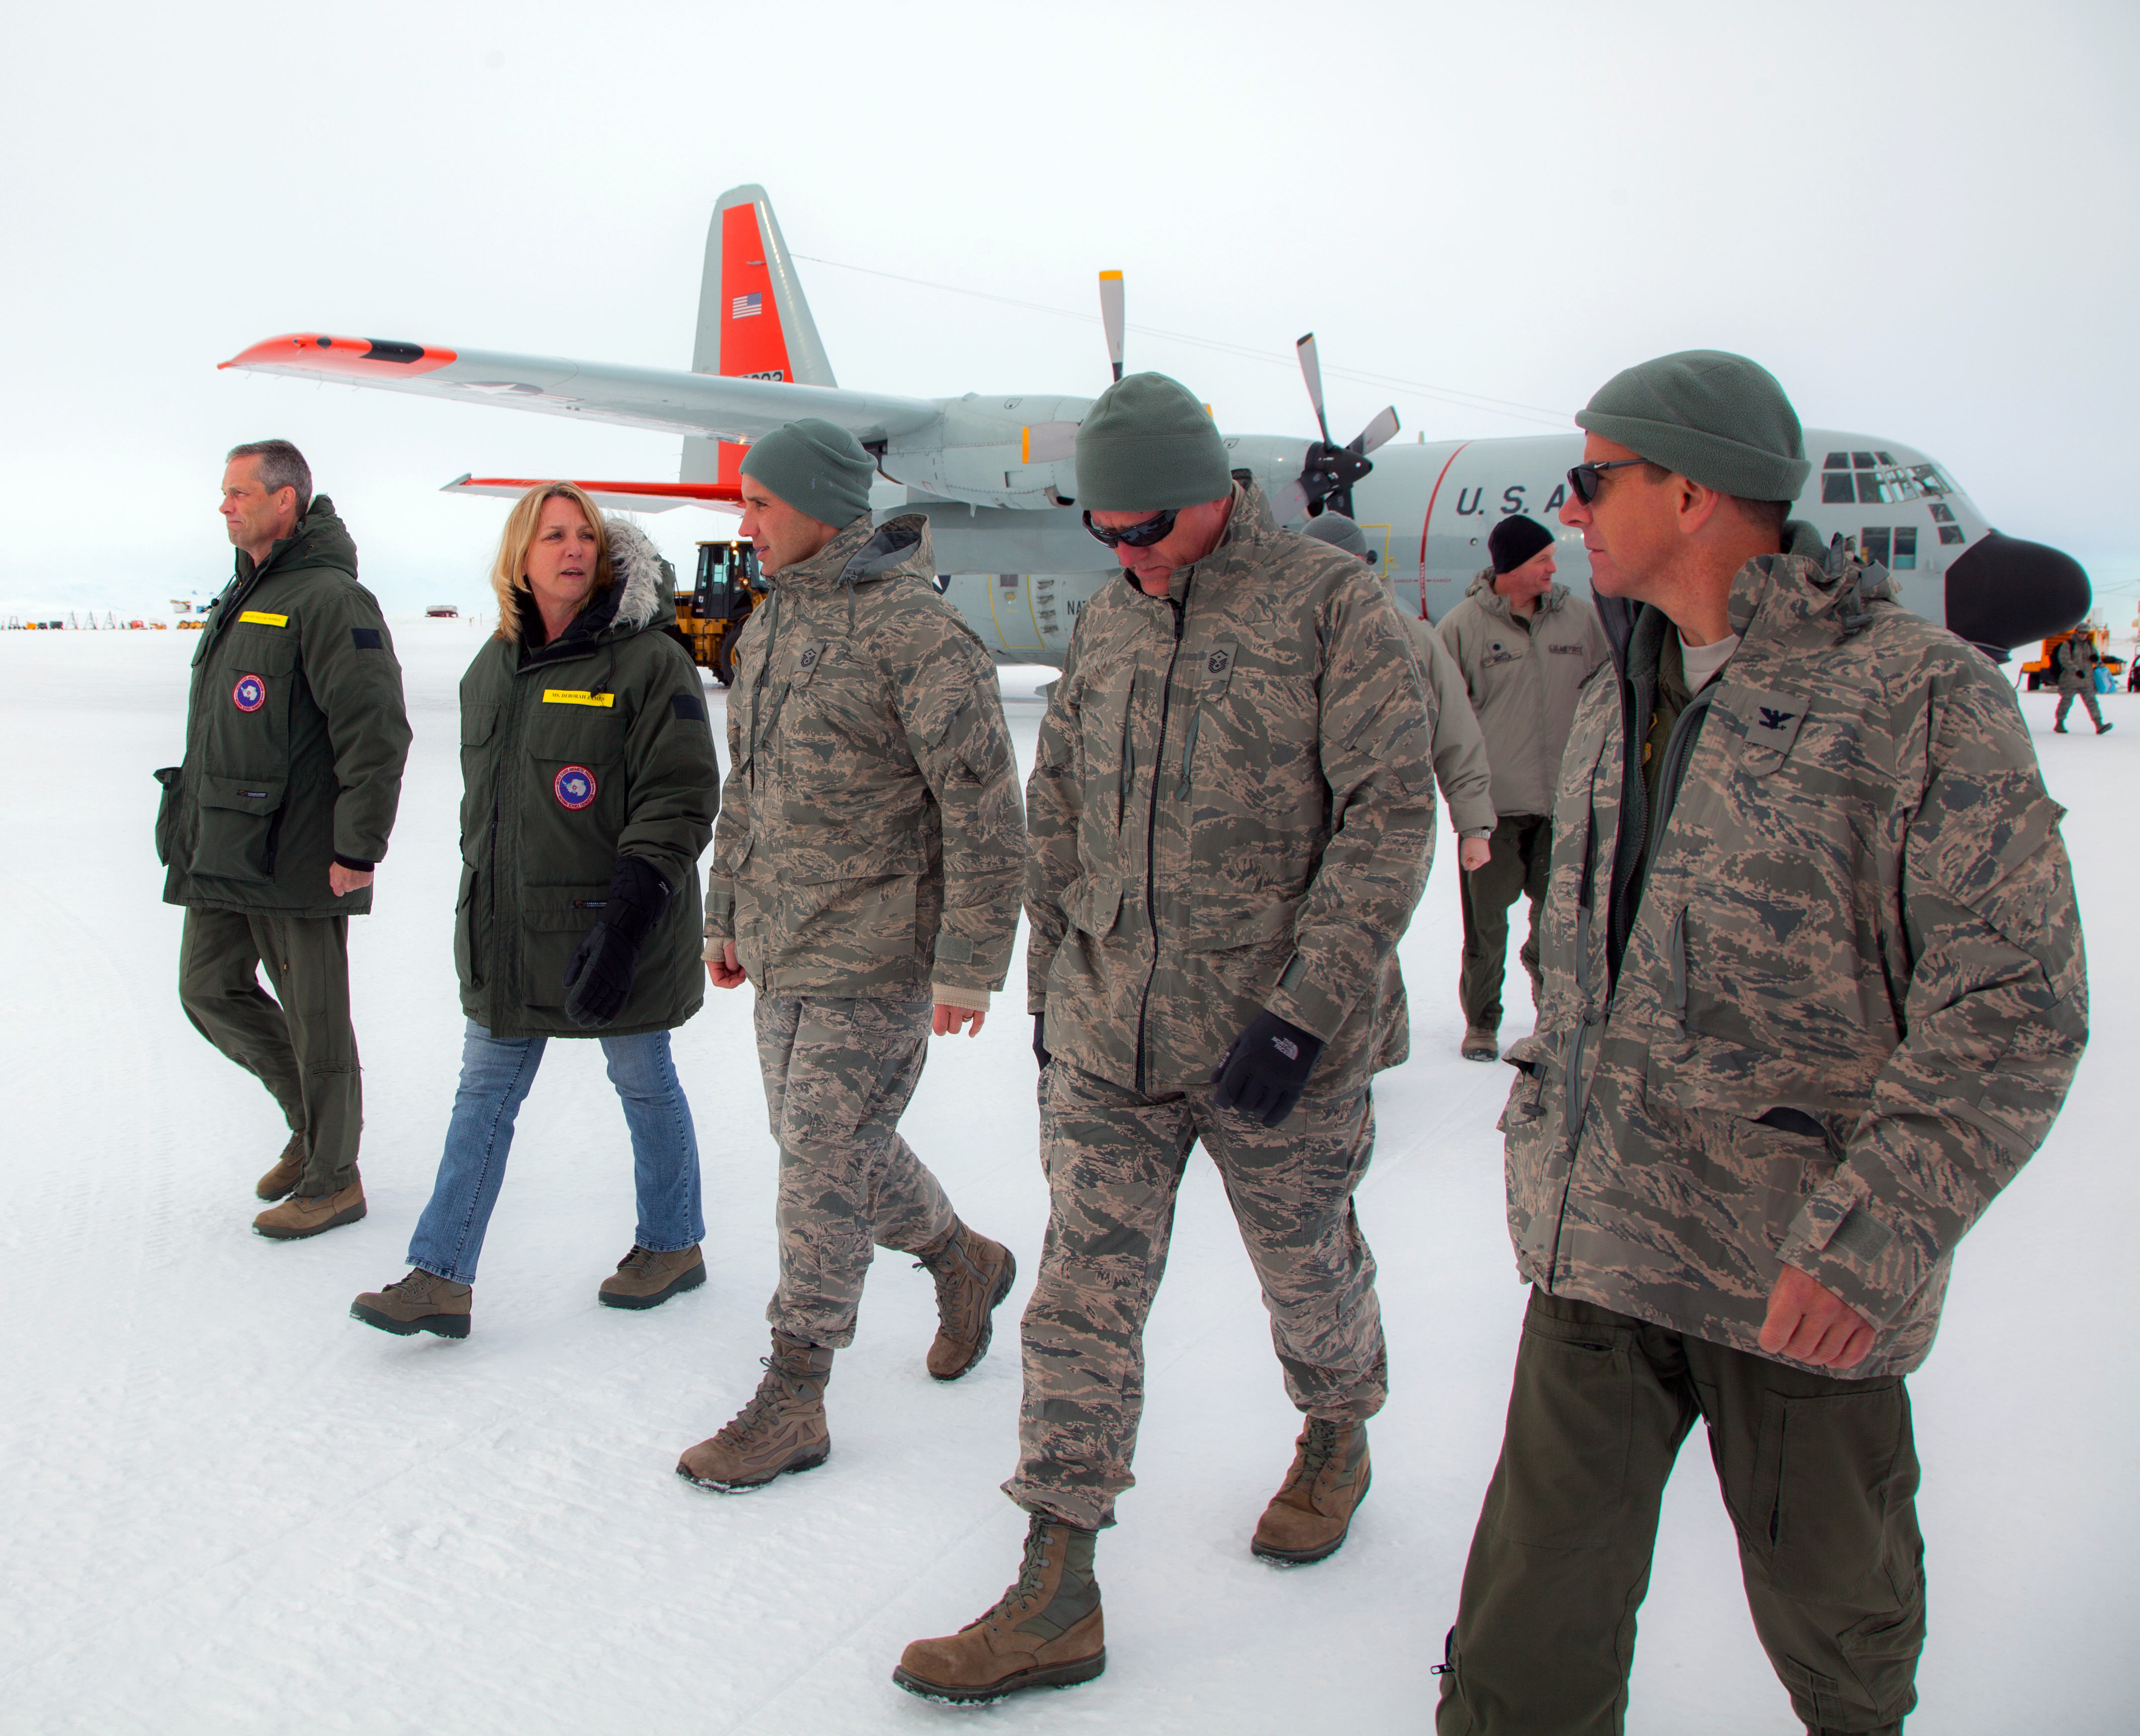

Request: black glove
left=1034, top=1012, right=1052, bottom=1070
left=563, top=855, right=672, bottom=1029
left=1210, top=1010, right=1324, bottom=1128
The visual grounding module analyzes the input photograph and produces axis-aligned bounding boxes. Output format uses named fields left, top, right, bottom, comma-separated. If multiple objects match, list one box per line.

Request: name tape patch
left=237, top=610, right=287, bottom=627
left=543, top=689, right=615, bottom=707
left=553, top=765, right=598, bottom=809
left=232, top=673, right=267, bottom=712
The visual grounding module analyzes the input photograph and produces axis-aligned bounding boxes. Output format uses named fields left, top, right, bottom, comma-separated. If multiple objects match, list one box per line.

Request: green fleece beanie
left=739, top=417, right=875, bottom=528
left=1073, top=372, right=1234, bottom=511
left=1575, top=350, right=1810, bottom=503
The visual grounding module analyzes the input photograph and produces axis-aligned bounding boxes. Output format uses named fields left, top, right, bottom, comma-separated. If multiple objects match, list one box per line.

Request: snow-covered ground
left=1, top=623, right=2131, bottom=1735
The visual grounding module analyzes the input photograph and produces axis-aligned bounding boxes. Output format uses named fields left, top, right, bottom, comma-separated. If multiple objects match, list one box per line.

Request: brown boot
left=351, top=1270, right=471, bottom=1338
left=253, top=1178, right=366, bottom=1240
left=1251, top=1416, right=1372, bottom=1564
left=598, top=1244, right=706, bottom=1310
left=1461, top=1027, right=1499, bottom=1062
left=676, top=1335, right=832, bottom=1492
left=894, top=1515, right=1106, bottom=1703
left=255, top=1131, right=305, bottom=1201
left=914, top=1219, right=1017, bottom=1381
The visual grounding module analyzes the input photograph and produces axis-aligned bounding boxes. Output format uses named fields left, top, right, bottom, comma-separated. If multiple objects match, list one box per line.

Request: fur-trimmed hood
left=601, top=517, right=674, bottom=633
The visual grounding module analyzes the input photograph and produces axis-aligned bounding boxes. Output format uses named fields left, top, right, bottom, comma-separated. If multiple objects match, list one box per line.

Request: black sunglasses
left=1565, top=458, right=1648, bottom=504
left=1082, top=508, right=1178, bottom=549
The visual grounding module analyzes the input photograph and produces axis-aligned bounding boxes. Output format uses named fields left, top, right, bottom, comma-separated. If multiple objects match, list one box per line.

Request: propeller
left=1295, top=332, right=1399, bottom=518
left=1099, top=270, right=1125, bottom=382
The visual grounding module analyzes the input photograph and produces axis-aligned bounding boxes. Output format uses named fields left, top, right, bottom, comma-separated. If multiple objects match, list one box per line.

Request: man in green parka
left=158, top=441, right=411, bottom=1239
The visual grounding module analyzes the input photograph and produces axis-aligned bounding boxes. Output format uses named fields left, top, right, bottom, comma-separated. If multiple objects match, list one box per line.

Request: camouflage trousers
left=753, top=992, right=956, bottom=1350
left=2054, top=674, right=2104, bottom=730
left=1004, top=1061, right=1387, bottom=1531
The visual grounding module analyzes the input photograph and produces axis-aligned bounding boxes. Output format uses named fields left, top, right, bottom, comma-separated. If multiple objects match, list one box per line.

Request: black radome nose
left=1944, top=530, right=2092, bottom=658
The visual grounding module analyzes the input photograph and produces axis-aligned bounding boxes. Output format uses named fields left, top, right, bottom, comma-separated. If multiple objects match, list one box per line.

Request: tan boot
left=676, top=1335, right=832, bottom=1492
left=1251, top=1417, right=1372, bottom=1564
left=1461, top=1026, right=1499, bottom=1062
left=351, top=1270, right=471, bottom=1338
left=894, top=1515, right=1106, bottom=1703
left=914, top=1220, right=1017, bottom=1381
left=255, top=1132, right=305, bottom=1201
left=253, top=1178, right=366, bottom=1240
left=598, top=1244, right=706, bottom=1310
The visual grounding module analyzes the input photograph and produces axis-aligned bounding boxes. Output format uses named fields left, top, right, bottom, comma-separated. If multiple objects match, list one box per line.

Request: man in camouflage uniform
left=1436, top=513, right=1610, bottom=1062
left=2051, top=629, right=2110, bottom=734
left=896, top=374, right=1437, bottom=1704
left=1436, top=353, right=2088, bottom=1736
left=677, top=419, right=1025, bottom=1493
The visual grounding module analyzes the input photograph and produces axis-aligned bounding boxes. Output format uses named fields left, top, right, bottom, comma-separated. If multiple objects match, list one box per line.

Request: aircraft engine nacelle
left=883, top=394, right=1092, bottom=510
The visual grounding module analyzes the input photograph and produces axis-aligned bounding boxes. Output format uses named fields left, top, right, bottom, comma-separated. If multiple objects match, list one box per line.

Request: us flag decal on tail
left=732, top=291, right=763, bottom=319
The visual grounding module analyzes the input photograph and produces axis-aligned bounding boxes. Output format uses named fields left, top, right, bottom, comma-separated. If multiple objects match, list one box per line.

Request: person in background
left=160, top=440, right=410, bottom=1240
left=1435, top=351, right=2087, bottom=1735
left=1302, top=511, right=1495, bottom=875
left=2052, top=629, right=2111, bottom=734
left=680, top=419, right=1025, bottom=1493
left=350, top=483, right=719, bottom=1338
left=1435, top=514, right=1609, bottom=1061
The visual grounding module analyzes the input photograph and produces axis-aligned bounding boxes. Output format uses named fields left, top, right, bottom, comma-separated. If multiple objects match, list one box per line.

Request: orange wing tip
left=218, top=333, right=458, bottom=374
left=444, top=477, right=744, bottom=505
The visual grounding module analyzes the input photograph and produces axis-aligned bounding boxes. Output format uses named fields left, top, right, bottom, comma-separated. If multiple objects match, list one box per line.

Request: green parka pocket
left=152, top=766, right=182, bottom=867
left=192, top=774, right=288, bottom=883
left=519, top=885, right=611, bottom=1006
left=453, top=864, right=481, bottom=989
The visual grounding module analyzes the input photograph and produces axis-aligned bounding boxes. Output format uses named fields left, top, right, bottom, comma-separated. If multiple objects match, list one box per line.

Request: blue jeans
left=408, top=1021, right=705, bottom=1284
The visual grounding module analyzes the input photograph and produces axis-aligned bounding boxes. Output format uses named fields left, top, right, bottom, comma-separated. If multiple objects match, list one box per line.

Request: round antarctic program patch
left=231, top=673, right=267, bottom=713
left=553, top=764, right=597, bottom=810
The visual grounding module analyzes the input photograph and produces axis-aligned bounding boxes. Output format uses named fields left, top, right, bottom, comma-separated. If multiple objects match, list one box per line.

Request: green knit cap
left=1073, top=372, right=1234, bottom=511
left=739, top=417, right=875, bottom=528
left=1575, top=350, right=1810, bottom=503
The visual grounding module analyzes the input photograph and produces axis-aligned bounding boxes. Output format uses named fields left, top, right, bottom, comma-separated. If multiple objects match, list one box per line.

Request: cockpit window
left=1852, top=452, right=1876, bottom=468
left=1824, top=452, right=1851, bottom=469
left=1822, top=472, right=1855, bottom=504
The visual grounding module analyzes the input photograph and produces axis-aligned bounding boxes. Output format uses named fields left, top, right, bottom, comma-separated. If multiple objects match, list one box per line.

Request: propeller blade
left=1296, top=333, right=1333, bottom=446
left=1349, top=405, right=1401, bottom=456
left=1099, top=271, right=1126, bottom=383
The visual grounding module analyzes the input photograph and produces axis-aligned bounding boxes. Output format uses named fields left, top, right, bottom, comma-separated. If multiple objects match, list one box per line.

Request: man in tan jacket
left=1436, top=514, right=1609, bottom=1060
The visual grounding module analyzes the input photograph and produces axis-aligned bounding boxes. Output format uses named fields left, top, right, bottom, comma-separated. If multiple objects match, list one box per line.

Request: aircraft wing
left=219, top=333, right=940, bottom=445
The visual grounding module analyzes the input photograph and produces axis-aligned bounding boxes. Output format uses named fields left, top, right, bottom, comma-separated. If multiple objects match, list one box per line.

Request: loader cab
left=677, top=539, right=765, bottom=685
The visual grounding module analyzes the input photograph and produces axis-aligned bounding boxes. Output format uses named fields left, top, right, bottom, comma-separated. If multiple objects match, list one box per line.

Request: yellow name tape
left=237, top=610, right=287, bottom=626
left=542, top=689, right=615, bottom=707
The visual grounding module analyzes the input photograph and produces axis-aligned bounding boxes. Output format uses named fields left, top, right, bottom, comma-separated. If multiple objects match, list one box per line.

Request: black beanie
left=1488, top=514, right=1554, bottom=575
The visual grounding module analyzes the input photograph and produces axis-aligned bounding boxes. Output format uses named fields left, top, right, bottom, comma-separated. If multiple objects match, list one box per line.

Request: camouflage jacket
left=1500, top=529, right=2087, bottom=1376
left=2054, top=634, right=2099, bottom=682
left=1437, top=569, right=1610, bottom=819
left=705, top=513, right=1023, bottom=1007
left=1404, top=614, right=1496, bottom=837
left=1026, top=478, right=1438, bottom=1095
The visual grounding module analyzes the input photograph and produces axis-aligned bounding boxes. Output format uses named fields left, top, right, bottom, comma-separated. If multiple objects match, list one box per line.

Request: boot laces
left=914, top=1230, right=983, bottom=1335
left=617, top=1245, right=656, bottom=1274
left=716, top=1358, right=790, bottom=1444
left=972, top=1524, right=1054, bottom=1628
left=1297, top=1417, right=1341, bottom=1477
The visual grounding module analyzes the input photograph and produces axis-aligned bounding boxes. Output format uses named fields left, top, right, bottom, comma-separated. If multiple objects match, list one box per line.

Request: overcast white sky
left=3, top=0, right=2134, bottom=624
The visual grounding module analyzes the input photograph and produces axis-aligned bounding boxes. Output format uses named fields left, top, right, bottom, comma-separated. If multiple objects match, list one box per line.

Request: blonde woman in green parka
left=351, top=484, right=721, bottom=1339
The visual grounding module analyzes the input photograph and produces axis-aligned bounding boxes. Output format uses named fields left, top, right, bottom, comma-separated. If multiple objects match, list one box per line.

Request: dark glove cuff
left=332, top=853, right=376, bottom=872
left=604, top=855, right=672, bottom=946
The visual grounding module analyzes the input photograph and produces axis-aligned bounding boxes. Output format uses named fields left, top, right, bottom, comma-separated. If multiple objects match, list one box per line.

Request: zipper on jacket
left=1132, top=587, right=1190, bottom=1095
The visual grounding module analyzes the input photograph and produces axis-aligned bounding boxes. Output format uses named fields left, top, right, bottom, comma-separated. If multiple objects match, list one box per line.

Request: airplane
left=220, top=184, right=2090, bottom=670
